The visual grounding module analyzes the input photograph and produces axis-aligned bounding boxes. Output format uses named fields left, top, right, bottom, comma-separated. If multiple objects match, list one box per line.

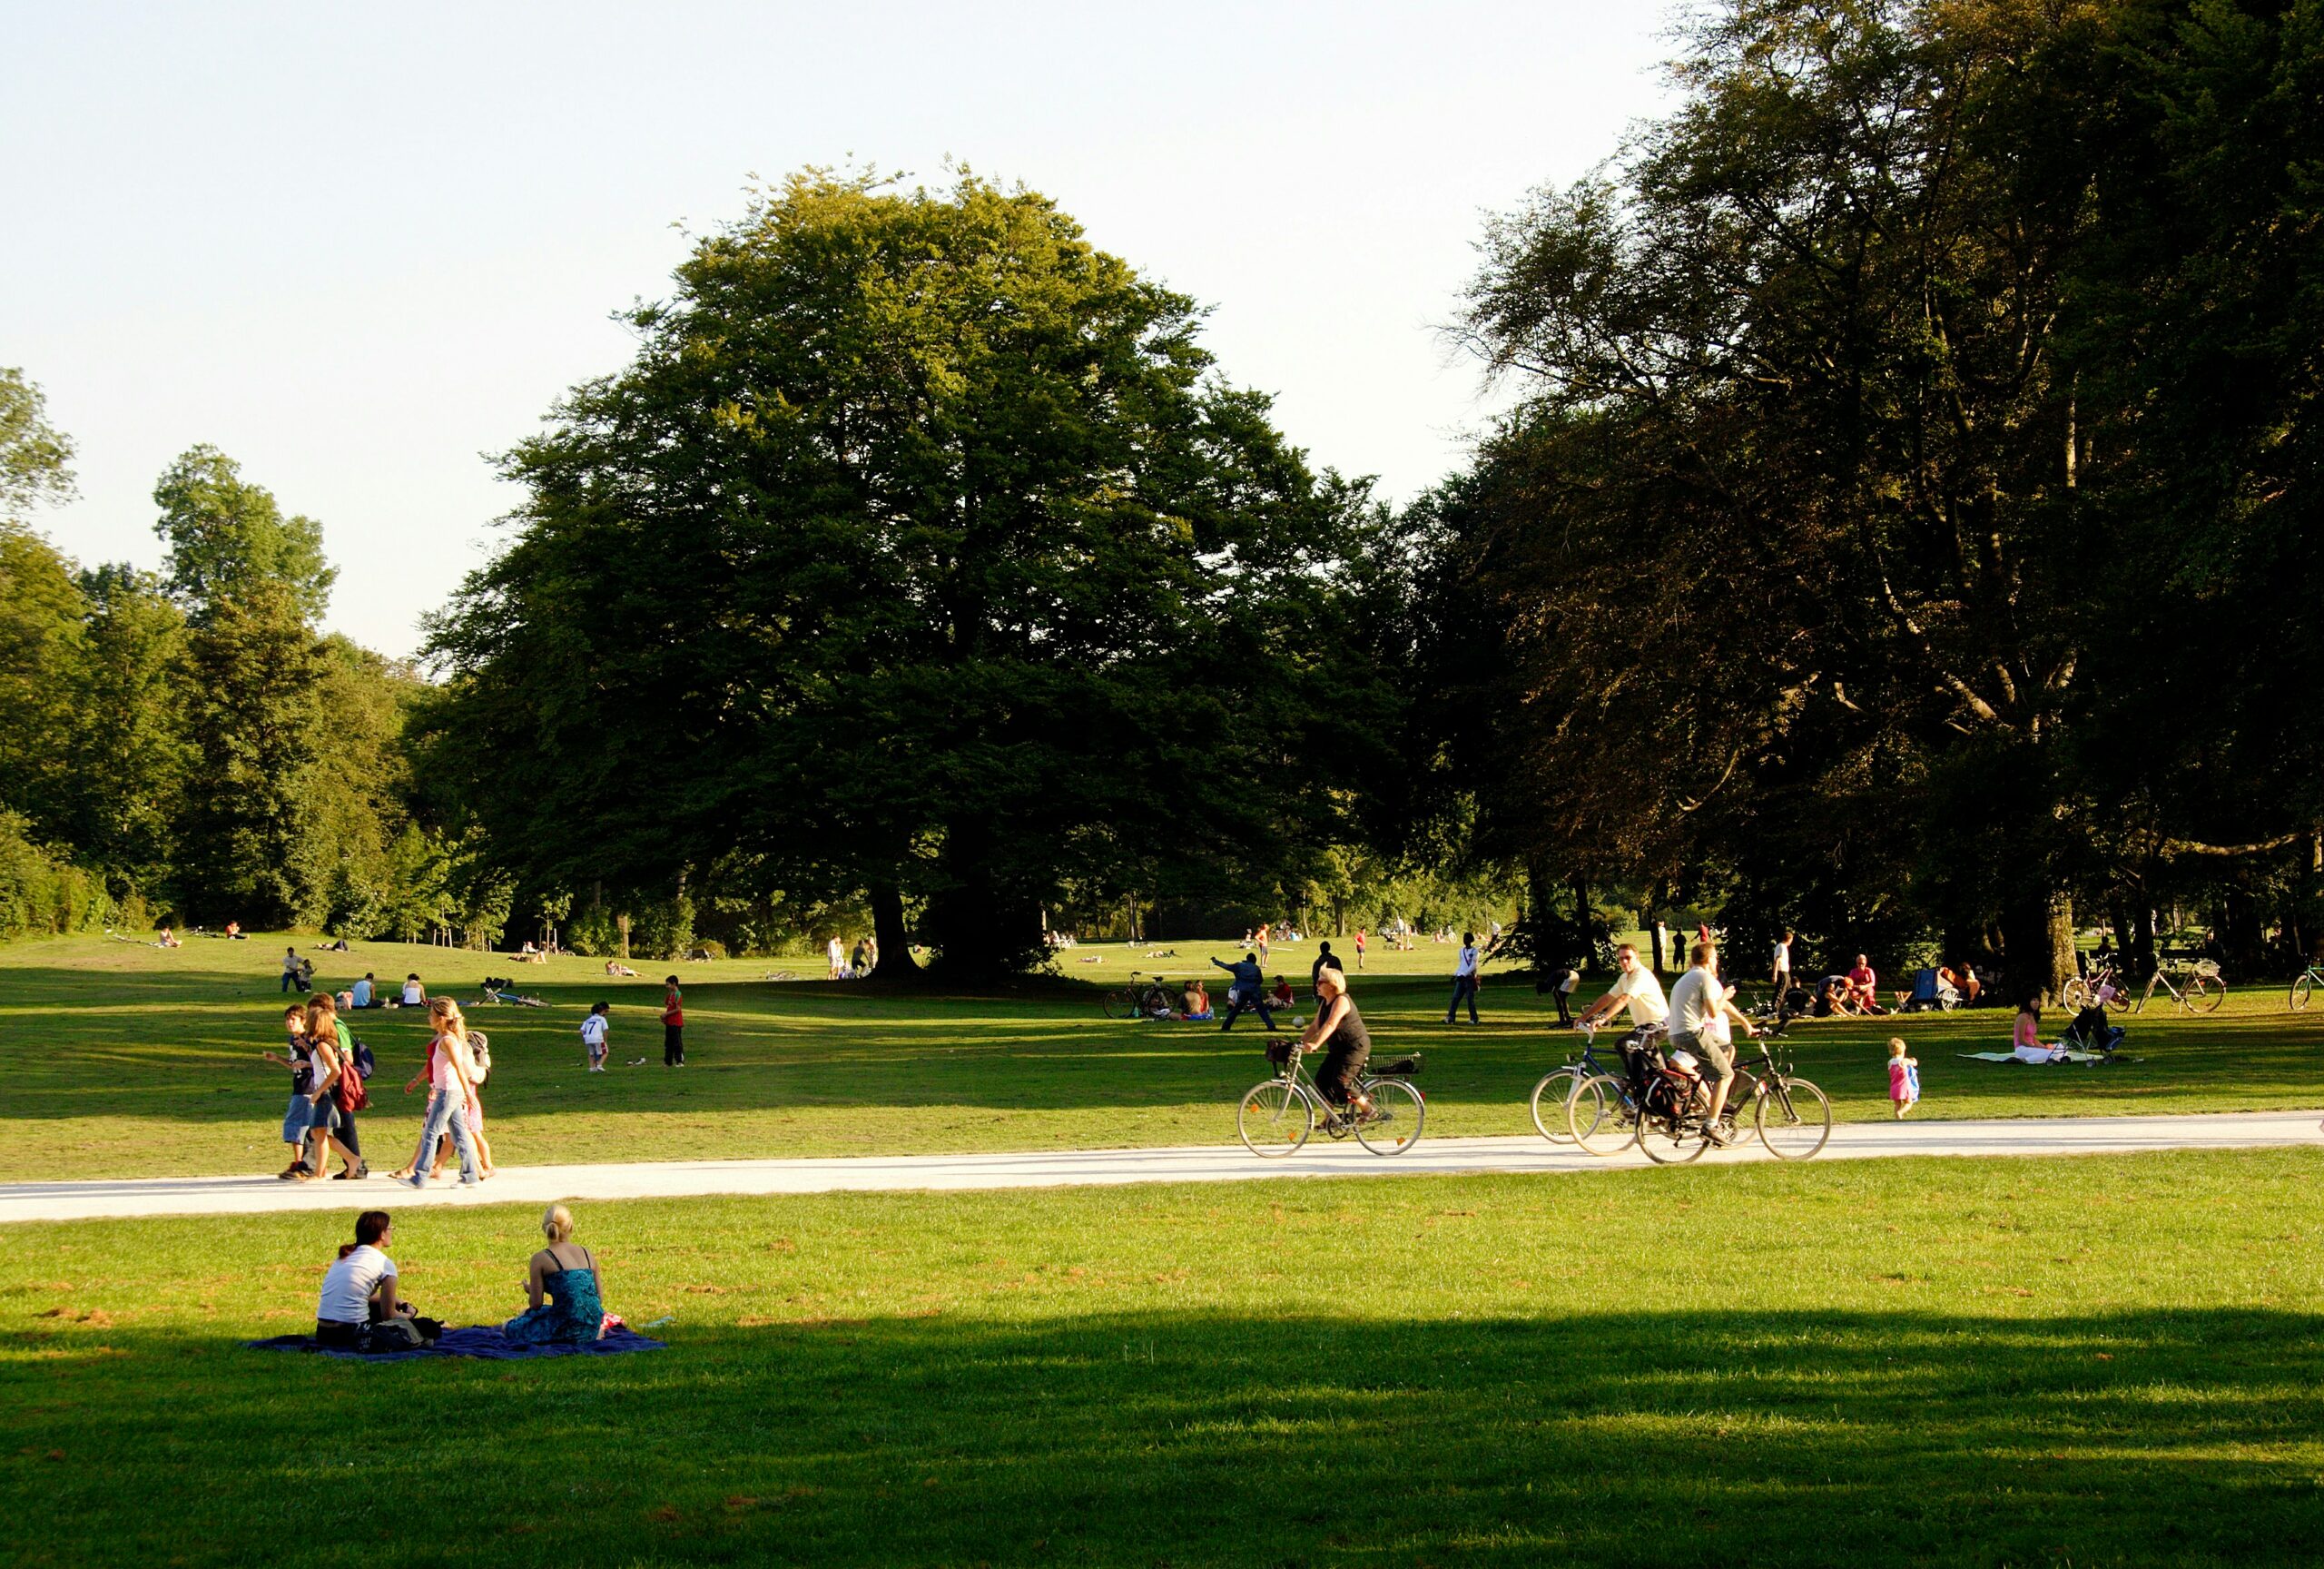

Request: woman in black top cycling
left=1302, top=966, right=1374, bottom=1120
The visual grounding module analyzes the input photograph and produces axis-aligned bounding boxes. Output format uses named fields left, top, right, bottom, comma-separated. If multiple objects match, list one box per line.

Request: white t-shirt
left=1455, top=945, right=1480, bottom=978
left=400, top=981, right=423, bottom=1005
left=580, top=1015, right=608, bottom=1049
left=1772, top=940, right=1791, bottom=972
left=1668, top=967, right=1720, bottom=1041
left=1601, top=964, right=1669, bottom=1024
left=317, top=1245, right=395, bottom=1324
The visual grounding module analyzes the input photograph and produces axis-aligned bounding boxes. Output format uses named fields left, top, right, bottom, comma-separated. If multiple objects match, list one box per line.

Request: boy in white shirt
left=580, top=1002, right=611, bottom=1071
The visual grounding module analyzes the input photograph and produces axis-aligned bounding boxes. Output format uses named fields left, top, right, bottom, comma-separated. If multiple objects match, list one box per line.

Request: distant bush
left=0, top=814, right=114, bottom=941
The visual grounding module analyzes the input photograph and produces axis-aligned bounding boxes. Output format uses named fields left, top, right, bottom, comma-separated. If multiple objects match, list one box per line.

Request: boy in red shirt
left=661, top=976, right=685, bottom=1066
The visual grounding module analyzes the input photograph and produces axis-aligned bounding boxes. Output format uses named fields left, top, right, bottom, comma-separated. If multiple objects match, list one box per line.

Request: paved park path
left=2, top=1109, right=2317, bottom=1224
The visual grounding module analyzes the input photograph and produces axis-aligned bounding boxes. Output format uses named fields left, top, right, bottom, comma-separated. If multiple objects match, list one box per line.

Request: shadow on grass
left=5, top=1308, right=2320, bottom=1566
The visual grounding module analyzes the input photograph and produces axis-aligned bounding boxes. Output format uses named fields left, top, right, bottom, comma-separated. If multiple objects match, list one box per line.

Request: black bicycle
left=1101, top=971, right=1179, bottom=1021
left=1567, top=1034, right=1830, bottom=1161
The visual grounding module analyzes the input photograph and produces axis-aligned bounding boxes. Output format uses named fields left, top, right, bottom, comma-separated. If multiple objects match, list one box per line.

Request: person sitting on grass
left=1180, top=979, right=1213, bottom=1021
left=350, top=972, right=376, bottom=1009
left=1270, top=975, right=1296, bottom=1011
left=157, top=926, right=181, bottom=948
left=315, top=1210, right=420, bottom=1350
left=605, top=960, right=637, bottom=977
left=1845, top=954, right=1884, bottom=1013
left=504, top=1204, right=607, bottom=1346
left=2011, top=997, right=2061, bottom=1063
left=399, top=973, right=426, bottom=1007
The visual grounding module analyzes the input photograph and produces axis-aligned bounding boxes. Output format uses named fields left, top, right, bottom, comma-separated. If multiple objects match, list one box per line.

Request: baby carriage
left=1898, top=967, right=1960, bottom=1012
left=2061, top=1004, right=2127, bottom=1057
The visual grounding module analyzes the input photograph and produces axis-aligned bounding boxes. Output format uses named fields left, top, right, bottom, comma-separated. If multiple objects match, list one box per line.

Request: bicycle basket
left=1368, top=1053, right=1422, bottom=1079
left=1265, top=1038, right=1295, bottom=1066
left=2192, top=959, right=2221, bottom=979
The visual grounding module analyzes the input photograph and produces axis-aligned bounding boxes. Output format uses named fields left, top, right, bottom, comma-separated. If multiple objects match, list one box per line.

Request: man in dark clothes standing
left=1211, top=952, right=1275, bottom=1031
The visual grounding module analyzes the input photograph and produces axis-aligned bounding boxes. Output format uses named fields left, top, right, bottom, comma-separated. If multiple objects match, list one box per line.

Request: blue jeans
left=409, top=1087, right=478, bottom=1181
left=1445, top=974, right=1479, bottom=1023
left=1218, top=989, right=1275, bottom=1031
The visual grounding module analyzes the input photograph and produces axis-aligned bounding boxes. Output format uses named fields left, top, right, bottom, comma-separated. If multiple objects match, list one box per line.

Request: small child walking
left=661, top=977, right=685, bottom=1067
left=1887, top=1037, right=1920, bottom=1119
left=580, top=1002, right=610, bottom=1072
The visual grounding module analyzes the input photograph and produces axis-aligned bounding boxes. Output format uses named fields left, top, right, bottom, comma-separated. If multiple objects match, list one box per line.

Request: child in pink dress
left=1887, top=1037, right=1920, bottom=1118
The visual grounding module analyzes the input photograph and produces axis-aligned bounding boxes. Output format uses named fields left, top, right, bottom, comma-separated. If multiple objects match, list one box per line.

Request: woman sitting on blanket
left=2011, top=997, right=2062, bottom=1063
left=315, top=1209, right=422, bottom=1349
left=504, top=1203, right=606, bottom=1346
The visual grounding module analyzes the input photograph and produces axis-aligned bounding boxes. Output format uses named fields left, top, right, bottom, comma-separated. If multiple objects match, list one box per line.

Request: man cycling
left=1572, top=944, right=1669, bottom=1035
left=1667, top=938, right=1757, bottom=1144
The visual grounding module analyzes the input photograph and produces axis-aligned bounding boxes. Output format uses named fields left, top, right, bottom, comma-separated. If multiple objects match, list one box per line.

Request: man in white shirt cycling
left=1667, top=938, right=1758, bottom=1144
left=1572, top=943, right=1669, bottom=1034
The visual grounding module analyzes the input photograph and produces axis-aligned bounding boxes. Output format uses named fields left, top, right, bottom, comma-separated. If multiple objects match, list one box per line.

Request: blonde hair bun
left=542, top=1203, right=575, bottom=1243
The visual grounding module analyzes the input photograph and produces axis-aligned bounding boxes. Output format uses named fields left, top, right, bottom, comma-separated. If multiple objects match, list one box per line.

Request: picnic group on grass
left=312, top=1202, right=617, bottom=1352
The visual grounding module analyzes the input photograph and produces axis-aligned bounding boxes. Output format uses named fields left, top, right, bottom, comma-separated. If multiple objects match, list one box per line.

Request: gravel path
left=2, top=1109, right=2317, bottom=1224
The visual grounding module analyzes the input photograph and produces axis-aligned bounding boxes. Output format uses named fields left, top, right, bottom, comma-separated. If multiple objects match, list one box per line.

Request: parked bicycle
left=2136, top=955, right=2226, bottom=1014
left=1101, top=971, right=1178, bottom=1021
left=2289, top=958, right=2322, bottom=1011
left=1236, top=1038, right=1424, bottom=1157
left=2059, top=963, right=2132, bottom=1013
left=1566, top=1032, right=1831, bottom=1162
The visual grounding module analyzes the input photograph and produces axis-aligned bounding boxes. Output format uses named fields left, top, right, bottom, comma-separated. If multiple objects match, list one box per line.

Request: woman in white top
left=315, top=1210, right=412, bottom=1347
left=399, top=974, right=426, bottom=1007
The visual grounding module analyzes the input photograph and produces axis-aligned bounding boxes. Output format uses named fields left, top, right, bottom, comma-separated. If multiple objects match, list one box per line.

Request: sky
left=2, top=1, right=1681, bottom=658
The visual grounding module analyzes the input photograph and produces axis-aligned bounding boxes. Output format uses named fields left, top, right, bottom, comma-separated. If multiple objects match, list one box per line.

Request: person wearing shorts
left=1666, top=939, right=1755, bottom=1144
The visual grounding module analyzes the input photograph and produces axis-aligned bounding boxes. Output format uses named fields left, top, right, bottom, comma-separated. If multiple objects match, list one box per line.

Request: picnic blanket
left=1956, top=1050, right=2117, bottom=1066
left=247, top=1325, right=667, bottom=1362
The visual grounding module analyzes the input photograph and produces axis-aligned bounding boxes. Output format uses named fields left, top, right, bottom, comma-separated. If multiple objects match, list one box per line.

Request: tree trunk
left=1570, top=878, right=1592, bottom=971
left=2000, top=893, right=2076, bottom=1005
left=867, top=884, right=917, bottom=982
left=616, top=913, right=631, bottom=961
left=2131, top=902, right=2158, bottom=979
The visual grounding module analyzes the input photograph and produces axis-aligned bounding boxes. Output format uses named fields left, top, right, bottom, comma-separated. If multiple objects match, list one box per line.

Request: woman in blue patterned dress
left=504, top=1203, right=606, bottom=1345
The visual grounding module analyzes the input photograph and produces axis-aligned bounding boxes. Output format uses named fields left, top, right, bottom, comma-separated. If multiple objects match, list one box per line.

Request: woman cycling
left=1301, top=966, right=1374, bottom=1123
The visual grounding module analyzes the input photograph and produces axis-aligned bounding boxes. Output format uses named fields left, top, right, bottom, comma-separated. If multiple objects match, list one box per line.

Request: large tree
left=426, top=172, right=1386, bottom=978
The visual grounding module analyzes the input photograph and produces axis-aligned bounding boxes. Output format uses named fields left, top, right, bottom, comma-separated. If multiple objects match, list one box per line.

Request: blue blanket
left=247, top=1325, right=667, bottom=1362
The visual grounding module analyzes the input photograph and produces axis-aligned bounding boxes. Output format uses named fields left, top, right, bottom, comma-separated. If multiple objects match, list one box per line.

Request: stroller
left=1898, top=967, right=1960, bottom=1012
left=2061, top=1004, right=2127, bottom=1058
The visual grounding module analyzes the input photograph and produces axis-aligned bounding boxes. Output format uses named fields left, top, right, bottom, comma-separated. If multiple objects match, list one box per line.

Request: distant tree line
left=4, top=2, right=2318, bottom=986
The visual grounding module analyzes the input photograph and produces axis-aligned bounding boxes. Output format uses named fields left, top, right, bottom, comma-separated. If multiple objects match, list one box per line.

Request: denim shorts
left=282, top=1094, right=313, bottom=1144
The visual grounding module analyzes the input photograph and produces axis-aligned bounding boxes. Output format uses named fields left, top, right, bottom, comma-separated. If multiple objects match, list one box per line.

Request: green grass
left=4, top=1148, right=2320, bottom=1566
left=2, top=932, right=2320, bottom=1180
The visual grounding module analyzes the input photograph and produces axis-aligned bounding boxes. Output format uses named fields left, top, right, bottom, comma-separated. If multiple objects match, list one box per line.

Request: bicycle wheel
left=2060, top=977, right=2091, bottom=1011
left=1636, top=1096, right=1707, bottom=1164
left=2184, top=974, right=2226, bottom=1013
left=1354, top=1080, right=1424, bottom=1155
left=1237, top=1081, right=1313, bottom=1157
left=1568, top=1073, right=1638, bottom=1156
left=1755, top=1077, right=1833, bottom=1159
left=1101, top=988, right=1131, bottom=1021
left=1529, top=1068, right=1581, bottom=1143
left=2292, top=972, right=2316, bottom=1011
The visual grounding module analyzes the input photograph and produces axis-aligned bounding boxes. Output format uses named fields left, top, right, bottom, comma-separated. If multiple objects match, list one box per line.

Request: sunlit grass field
left=4, top=1148, right=2319, bottom=1566
left=0, top=931, right=2318, bottom=1180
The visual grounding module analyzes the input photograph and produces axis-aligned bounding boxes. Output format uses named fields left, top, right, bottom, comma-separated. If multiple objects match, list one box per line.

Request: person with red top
left=1845, top=953, right=1883, bottom=1013
left=661, top=976, right=685, bottom=1066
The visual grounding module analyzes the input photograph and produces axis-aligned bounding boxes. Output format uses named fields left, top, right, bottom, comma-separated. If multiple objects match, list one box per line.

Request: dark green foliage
left=426, top=172, right=1391, bottom=978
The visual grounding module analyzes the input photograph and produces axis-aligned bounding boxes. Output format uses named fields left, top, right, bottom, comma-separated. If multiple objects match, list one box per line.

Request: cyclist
left=1669, top=939, right=1756, bottom=1143
left=1301, top=965, right=1373, bottom=1124
left=1572, top=944, right=1669, bottom=1036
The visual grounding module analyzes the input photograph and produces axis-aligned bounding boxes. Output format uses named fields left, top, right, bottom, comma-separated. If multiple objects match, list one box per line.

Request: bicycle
left=2135, top=956, right=2226, bottom=1014
left=1236, top=1038, right=1424, bottom=1157
left=1566, top=1033, right=1831, bottom=1161
left=1102, top=971, right=1178, bottom=1021
left=2059, top=963, right=2132, bottom=1013
left=1528, top=1020, right=1640, bottom=1143
left=2289, top=960, right=2322, bottom=1011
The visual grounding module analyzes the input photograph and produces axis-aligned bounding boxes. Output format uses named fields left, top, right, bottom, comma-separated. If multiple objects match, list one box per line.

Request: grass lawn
left=0, top=932, right=2319, bottom=1180
left=4, top=1147, right=2320, bottom=1566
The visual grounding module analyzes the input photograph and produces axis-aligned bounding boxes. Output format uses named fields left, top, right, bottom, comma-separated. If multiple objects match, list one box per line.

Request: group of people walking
left=266, top=992, right=494, bottom=1186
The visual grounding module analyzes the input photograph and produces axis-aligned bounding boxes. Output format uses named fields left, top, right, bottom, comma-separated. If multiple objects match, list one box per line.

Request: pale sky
left=2, top=2, right=1679, bottom=657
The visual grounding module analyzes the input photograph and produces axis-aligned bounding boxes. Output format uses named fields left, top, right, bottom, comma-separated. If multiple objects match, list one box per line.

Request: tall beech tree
left=425, top=172, right=1388, bottom=979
